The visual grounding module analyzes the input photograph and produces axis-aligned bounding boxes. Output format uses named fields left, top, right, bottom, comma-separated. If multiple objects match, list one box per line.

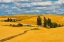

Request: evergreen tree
left=47, top=18, right=51, bottom=27
left=37, top=16, right=42, bottom=26
left=7, top=18, right=10, bottom=22
left=43, top=17, right=47, bottom=27
left=50, top=23, right=54, bottom=28
left=9, top=18, right=12, bottom=22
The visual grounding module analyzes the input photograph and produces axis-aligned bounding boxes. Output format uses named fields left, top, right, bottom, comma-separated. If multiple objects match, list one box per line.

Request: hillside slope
left=0, top=14, right=64, bottom=42
left=3, top=27, right=64, bottom=42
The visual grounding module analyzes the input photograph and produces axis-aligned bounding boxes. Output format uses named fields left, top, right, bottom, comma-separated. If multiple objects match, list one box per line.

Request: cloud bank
left=0, top=0, right=64, bottom=15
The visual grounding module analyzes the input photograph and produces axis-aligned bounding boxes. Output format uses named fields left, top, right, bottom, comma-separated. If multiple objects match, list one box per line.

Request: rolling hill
left=0, top=14, right=64, bottom=42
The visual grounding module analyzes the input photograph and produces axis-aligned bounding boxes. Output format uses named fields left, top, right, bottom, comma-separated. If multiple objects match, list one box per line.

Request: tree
left=17, top=23, right=23, bottom=27
left=7, top=18, right=12, bottom=22
left=37, top=16, right=42, bottom=26
left=52, top=22, right=58, bottom=28
left=9, top=18, right=12, bottom=22
left=47, top=18, right=52, bottom=27
left=13, top=19, right=17, bottom=22
left=50, top=23, right=54, bottom=28
left=43, top=17, right=47, bottom=27
left=62, top=25, right=64, bottom=26
left=7, top=18, right=10, bottom=22
left=58, top=24, right=62, bottom=27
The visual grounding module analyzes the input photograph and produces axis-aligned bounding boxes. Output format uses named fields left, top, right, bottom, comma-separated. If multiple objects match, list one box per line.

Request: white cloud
left=0, top=0, right=30, bottom=3
left=31, top=1, right=52, bottom=7
left=30, top=0, right=42, bottom=2
left=14, top=3, right=32, bottom=8
left=13, top=0, right=30, bottom=2
left=0, top=0, right=12, bottom=3
left=0, top=4, right=9, bottom=9
left=54, top=0, right=64, bottom=5
left=25, top=9, right=40, bottom=13
left=0, top=0, right=64, bottom=15
left=3, top=0, right=12, bottom=2
left=11, top=6, right=17, bottom=9
left=14, top=0, right=42, bottom=2
left=31, top=10, right=40, bottom=12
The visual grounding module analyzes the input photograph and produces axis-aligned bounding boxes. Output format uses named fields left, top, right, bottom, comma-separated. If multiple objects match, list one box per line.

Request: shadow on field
left=0, top=30, right=29, bottom=42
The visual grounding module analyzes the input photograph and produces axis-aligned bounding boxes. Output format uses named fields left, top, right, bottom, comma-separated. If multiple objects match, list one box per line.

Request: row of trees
left=10, top=23, right=23, bottom=27
left=37, top=16, right=63, bottom=28
left=4, top=18, right=17, bottom=22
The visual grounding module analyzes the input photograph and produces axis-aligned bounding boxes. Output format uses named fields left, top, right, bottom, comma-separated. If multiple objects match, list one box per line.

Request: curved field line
left=0, top=30, right=29, bottom=42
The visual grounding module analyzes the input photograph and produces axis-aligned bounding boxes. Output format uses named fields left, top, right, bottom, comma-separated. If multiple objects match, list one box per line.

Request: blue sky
left=0, top=0, right=64, bottom=16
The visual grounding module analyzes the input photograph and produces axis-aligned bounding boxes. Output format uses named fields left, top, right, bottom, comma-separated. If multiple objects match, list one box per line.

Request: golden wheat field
left=0, top=14, right=64, bottom=42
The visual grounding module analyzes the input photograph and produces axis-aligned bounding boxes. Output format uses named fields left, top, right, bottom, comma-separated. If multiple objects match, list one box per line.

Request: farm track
left=0, top=30, right=29, bottom=42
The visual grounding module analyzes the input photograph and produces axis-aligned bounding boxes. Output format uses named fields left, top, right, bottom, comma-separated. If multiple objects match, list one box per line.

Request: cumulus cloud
left=54, top=0, right=64, bottom=5
left=14, top=3, right=32, bottom=8
left=0, top=0, right=12, bottom=3
left=0, top=4, right=9, bottom=9
left=0, top=0, right=29, bottom=3
left=31, top=1, right=52, bottom=7
left=0, top=0, right=42, bottom=3
left=0, top=0, right=64, bottom=15
left=13, top=0, right=30, bottom=3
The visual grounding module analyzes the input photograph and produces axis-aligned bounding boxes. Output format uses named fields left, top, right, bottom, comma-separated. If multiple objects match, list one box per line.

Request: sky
left=0, top=0, right=64, bottom=15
